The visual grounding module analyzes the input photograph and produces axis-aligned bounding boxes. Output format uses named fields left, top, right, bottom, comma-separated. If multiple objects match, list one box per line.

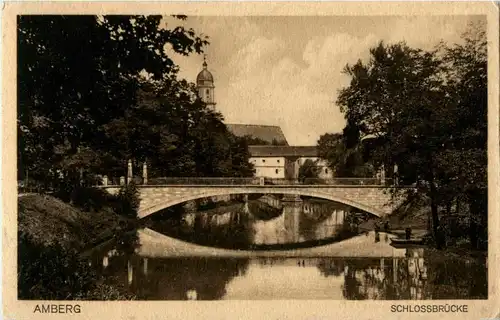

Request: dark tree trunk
left=428, top=166, right=442, bottom=249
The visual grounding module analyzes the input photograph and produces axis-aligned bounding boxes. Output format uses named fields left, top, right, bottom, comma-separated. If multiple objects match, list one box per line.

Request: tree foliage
left=298, top=159, right=320, bottom=182
left=331, top=23, right=487, bottom=248
left=317, top=132, right=375, bottom=177
left=18, top=15, right=254, bottom=189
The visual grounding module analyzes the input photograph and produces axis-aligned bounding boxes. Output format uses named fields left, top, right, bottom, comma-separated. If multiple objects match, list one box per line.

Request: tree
left=317, top=132, right=375, bottom=177
left=335, top=23, right=487, bottom=249
left=97, top=77, right=255, bottom=178
left=298, top=159, right=319, bottom=183
left=18, top=15, right=209, bottom=184
left=437, top=23, right=487, bottom=249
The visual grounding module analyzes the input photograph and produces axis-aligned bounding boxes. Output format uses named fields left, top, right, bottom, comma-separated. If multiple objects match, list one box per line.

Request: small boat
left=390, top=238, right=425, bottom=248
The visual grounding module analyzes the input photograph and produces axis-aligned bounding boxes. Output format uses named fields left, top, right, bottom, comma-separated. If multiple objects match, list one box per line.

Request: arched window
left=275, top=169, right=279, bottom=174
left=325, top=168, right=328, bottom=174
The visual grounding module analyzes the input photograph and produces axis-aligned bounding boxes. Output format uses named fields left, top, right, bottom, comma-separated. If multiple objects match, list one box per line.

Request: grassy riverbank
left=19, top=194, right=136, bottom=250
left=18, top=193, right=137, bottom=300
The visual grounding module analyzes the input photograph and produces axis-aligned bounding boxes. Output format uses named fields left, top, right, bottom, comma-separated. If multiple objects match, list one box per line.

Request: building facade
left=248, top=146, right=333, bottom=180
left=196, top=61, right=334, bottom=180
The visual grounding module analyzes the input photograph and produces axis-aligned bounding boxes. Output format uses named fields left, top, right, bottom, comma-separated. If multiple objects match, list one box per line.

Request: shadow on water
left=318, top=252, right=486, bottom=300
left=96, top=255, right=250, bottom=300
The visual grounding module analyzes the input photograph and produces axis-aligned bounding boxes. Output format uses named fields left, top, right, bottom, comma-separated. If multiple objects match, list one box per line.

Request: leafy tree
left=298, top=159, right=319, bottom=182
left=18, top=15, right=208, bottom=185
left=437, top=23, right=487, bottom=249
left=114, top=182, right=140, bottom=219
left=98, top=78, right=255, bottom=178
left=334, top=23, right=487, bottom=248
left=317, top=132, right=375, bottom=177
left=18, top=15, right=255, bottom=189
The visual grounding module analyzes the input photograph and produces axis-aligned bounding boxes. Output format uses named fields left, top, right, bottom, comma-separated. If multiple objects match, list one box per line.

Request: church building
left=196, top=58, right=333, bottom=180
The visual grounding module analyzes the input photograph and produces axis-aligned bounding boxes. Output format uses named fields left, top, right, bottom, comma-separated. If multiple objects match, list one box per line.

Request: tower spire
left=196, top=54, right=215, bottom=110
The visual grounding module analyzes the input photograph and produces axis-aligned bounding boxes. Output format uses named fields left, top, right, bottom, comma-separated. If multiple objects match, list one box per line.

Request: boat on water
left=390, top=238, right=426, bottom=248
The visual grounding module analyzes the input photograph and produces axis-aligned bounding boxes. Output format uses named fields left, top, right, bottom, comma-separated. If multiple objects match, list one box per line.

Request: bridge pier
left=283, top=202, right=301, bottom=242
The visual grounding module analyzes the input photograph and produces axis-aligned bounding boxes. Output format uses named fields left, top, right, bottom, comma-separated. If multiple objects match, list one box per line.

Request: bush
left=70, top=186, right=111, bottom=212
left=18, top=233, right=96, bottom=299
left=18, top=232, right=137, bottom=300
left=113, top=182, right=140, bottom=219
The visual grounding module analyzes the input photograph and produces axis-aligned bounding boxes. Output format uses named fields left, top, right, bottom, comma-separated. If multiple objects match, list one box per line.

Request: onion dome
left=196, top=57, right=214, bottom=86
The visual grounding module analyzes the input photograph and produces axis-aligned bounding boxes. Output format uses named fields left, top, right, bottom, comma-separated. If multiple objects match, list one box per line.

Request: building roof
left=196, top=60, right=214, bottom=85
left=248, top=146, right=318, bottom=157
left=227, top=124, right=289, bottom=145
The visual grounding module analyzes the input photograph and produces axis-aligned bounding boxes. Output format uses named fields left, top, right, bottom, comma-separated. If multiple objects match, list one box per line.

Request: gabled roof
left=248, top=146, right=318, bottom=157
left=226, top=124, right=289, bottom=145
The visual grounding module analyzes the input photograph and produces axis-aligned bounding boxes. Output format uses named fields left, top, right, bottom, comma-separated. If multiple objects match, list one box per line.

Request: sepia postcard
left=2, top=2, right=499, bottom=319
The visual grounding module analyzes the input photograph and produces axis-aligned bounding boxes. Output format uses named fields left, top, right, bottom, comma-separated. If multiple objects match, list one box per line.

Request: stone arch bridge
left=102, top=182, right=406, bottom=219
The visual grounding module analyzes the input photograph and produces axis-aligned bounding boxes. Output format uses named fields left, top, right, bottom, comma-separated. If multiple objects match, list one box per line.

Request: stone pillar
left=79, top=167, right=84, bottom=186
left=103, top=175, right=108, bottom=186
left=128, top=260, right=133, bottom=285
left=259, top=177, right=265, bottom=185
left=142, top=161, right=148, bottom=185
left=393, top=164, right=399, bottom=186
left=380, top=164, right=385, bottom=185
left=143, top=258, right=148, bottom=276
left=127, top=159, right=133, bottom=184
left=120, top=176, right=126, bottom=186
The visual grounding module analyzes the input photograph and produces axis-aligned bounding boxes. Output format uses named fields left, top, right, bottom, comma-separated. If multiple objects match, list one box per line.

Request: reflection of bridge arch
left=102, top=186, right=398, bottom=219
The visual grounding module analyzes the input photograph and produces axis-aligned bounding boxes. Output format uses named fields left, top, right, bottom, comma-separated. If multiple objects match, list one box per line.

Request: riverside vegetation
left=18, top=184, right=141, bottom=300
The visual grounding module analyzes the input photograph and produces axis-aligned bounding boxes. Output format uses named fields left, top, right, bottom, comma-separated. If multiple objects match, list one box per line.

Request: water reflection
left=93, top=247, right=487, bottom=300
left=88, top=193, right=487, bottom=300
left=145, top=194, right=366, bottom=249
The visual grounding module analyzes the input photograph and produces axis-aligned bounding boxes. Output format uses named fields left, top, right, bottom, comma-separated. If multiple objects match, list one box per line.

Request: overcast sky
left=164, top=15, right=483, bottom=146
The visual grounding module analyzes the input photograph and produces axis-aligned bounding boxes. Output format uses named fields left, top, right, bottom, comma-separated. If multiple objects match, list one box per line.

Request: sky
left=164, top=15, right=483, bottom=146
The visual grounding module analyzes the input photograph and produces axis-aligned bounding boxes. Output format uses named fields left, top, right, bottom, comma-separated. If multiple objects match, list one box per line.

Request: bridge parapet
left=99, top=184, right=410, bottom=219
left=106, top=177, right=392, bottom=186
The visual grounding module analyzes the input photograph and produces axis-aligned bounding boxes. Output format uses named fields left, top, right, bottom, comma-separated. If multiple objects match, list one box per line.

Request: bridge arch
left=139, top=188, right=387, bottom=218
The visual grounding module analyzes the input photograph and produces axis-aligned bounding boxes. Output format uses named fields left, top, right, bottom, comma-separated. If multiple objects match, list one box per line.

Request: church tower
left=196, top=56, right=216, bottom=109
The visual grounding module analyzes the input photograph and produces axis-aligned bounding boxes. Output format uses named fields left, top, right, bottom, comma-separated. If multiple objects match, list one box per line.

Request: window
left=325, top=168, right=328, bottom=174
left=275, top=169, right=279, bottom=174
left=206, top=89, right=210, bottom=95
left=262, top=159, right=266, bottom=163
left=277, top=159, right=280, bottom=163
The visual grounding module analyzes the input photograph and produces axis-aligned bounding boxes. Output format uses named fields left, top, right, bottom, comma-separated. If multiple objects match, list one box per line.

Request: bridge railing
left=303, top=178, right=384, bottom=185
left=146, top=177, right=261, bottom=185
left=142, top=177, right=386, bottom=186
left=265, top=178, right=385, bottom=185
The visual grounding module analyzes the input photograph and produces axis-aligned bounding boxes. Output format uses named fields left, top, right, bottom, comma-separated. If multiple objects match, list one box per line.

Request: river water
left=90, top=194, right=487, bottom=300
